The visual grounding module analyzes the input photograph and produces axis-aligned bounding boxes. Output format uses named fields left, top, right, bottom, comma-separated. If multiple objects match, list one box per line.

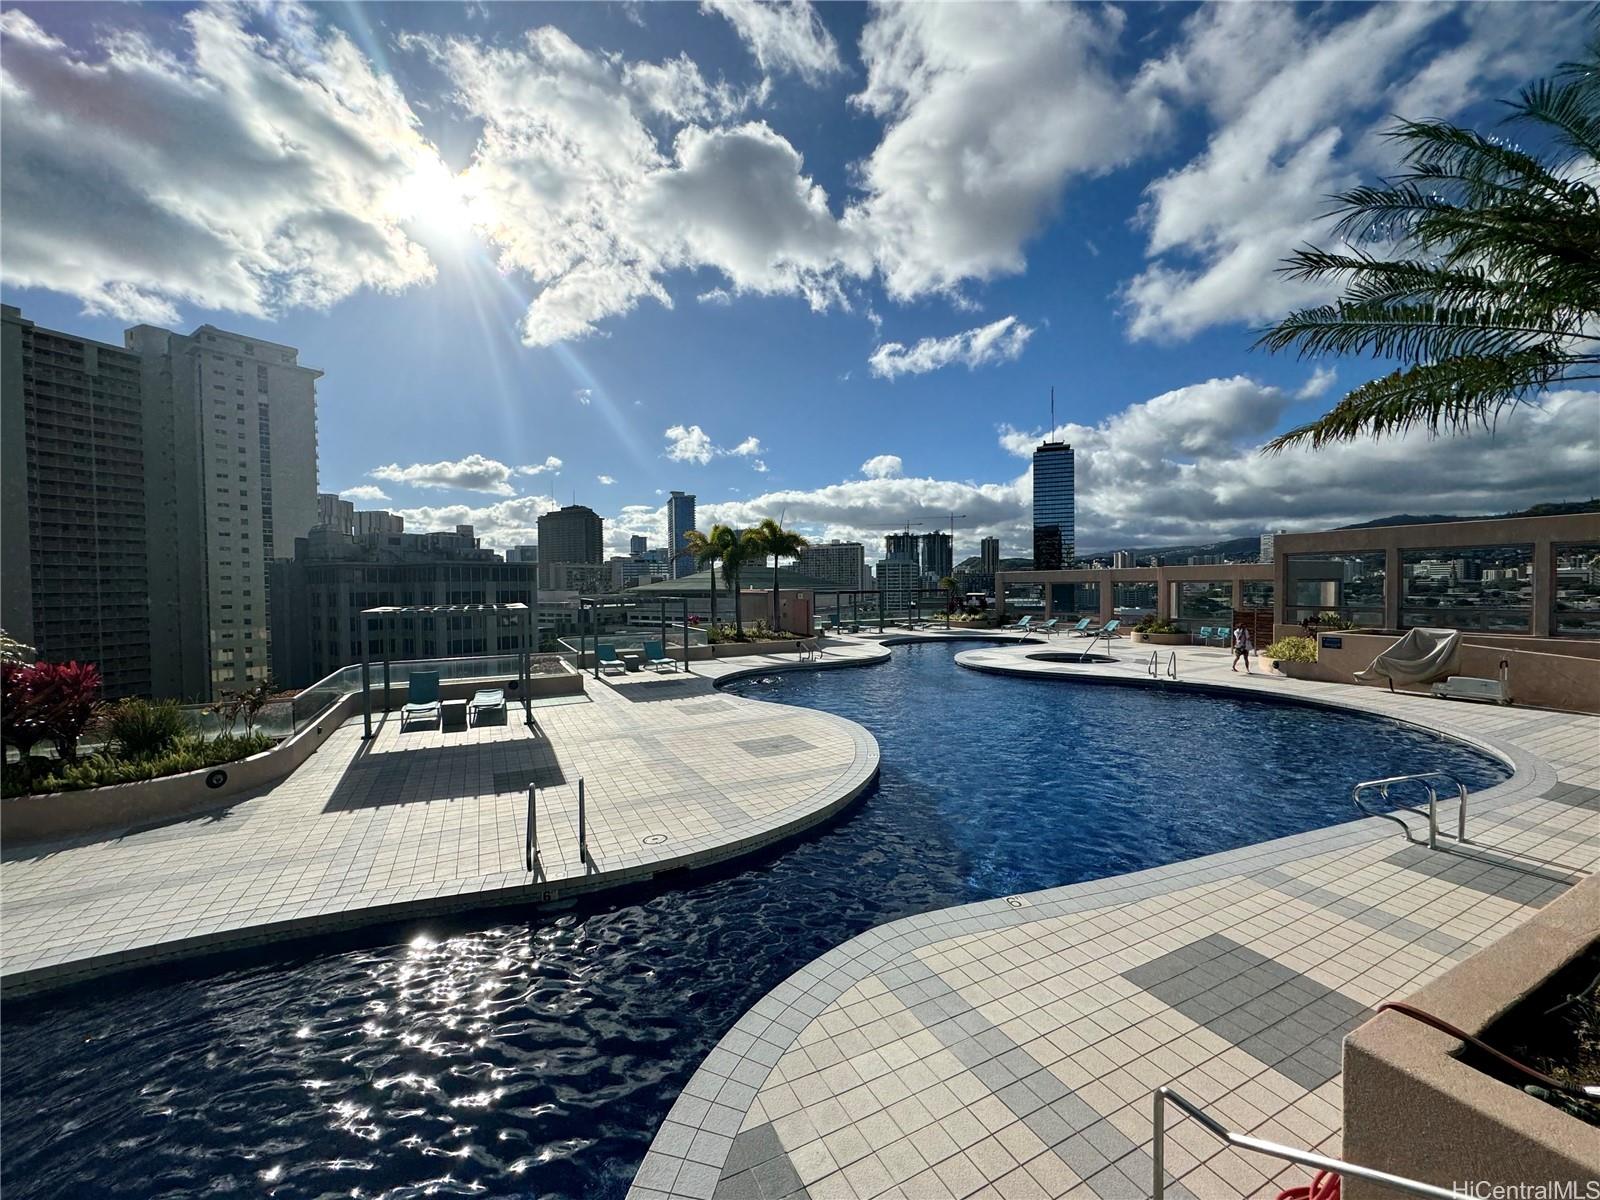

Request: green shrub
left=1264, top=636, right=1318, bottom=663
left=1316, top=612, right=1359, bottom=630
left=1, top=732, right=275, bottom=797
left=107, top=697, right=190, bottom=759
left=1134, top=616, right=1182, bottom=635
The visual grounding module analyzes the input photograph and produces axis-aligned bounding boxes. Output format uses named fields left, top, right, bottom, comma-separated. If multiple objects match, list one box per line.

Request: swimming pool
left=0, top=643, right=1510, bottom=1200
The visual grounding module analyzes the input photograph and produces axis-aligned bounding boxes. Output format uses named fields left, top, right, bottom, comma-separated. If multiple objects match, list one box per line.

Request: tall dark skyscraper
left=667, top=490, right=696, bottom=579
left=920, top=530, right=952, bottom=581
left=1032, top=440, right=1075, bottom=569
left=980, top=536, right=1000, bottom=575
left=884, top=531, right=918, bottom=562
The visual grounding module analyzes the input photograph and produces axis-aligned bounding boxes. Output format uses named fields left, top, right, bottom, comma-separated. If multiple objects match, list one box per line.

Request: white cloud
left=701, top=0, right=841, bottom=84
left=372, top=453, right=517, bottom=495
left=860, top=454, right=903, bottom=480
left=697, top=287, right=733, bottom=305
left=1296, top=366, right=1338, bottom=401
left=752, top=459, right=768, bottom=473
left=519, top=456, right=564, bottom=475
left=664, top=423, right=716, bottom=465
left=846, top=3, right=1164, bottom=302
left=394, top=494, right=558, bottom=553
left=574, top=388, right=593, bottom=405
left=339, top=484, right=391, bottom=503
left=1121, top=3, right=1589, bottom=340
left=868, top=316, right=1033, bottom=380
left=596, top=474, right=616, bottom=485
left=0, top=6, right=438, bottom=322
left=663, top=424, right=765, bottom=465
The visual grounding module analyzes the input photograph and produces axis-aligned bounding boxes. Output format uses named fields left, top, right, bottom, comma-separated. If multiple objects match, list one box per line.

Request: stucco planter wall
left=1343, top=873, right=1600, bottom=1197
left=1130, top=631, right=1190, bottom=645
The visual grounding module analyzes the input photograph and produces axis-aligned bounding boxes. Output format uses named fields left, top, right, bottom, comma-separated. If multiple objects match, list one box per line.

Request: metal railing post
left=1426, top=783, right=1439, bottom=851
left=526, top=785, right=538, bottom=872
left=1152, top=1090, right=1167, bottom=1200
left=578, top=777, right=587, bottom=864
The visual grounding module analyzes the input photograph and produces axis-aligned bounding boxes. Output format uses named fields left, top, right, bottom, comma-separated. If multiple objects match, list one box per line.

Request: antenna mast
left=1050, top=386, right=1055, bottom=437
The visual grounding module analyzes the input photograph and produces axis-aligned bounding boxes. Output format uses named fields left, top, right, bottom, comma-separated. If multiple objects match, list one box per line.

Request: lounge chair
left=1038, top=618, right=1060, bottom=637
left=1066, top=618, right=1092, bottom=636
left=596, top=644, right=627, bottom=675
left=1079, top=618, right=1121, bottom=638
left=642, top=640, right=675, bottom=672
left=400, top=669, right=441, bottom=729
left=1005, top=615, right=1033, bottom=632
left=1197, top=626, right=1213, bottom=644
left=468, top=687, right=505, bottom=725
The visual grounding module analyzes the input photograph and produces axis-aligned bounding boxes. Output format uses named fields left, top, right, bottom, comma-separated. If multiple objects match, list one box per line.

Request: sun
left=396, top=157, right=479, bottom=249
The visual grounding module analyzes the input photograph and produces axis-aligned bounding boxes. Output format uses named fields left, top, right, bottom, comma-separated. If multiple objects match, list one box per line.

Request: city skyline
left=1, top=4, right=1596, bottom=562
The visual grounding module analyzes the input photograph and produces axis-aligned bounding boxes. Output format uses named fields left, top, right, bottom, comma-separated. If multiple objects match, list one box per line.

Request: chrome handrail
left=1167, top=651, right=1178, bottom=680
left=1353, top=771, right=1469, bottom=851
left=1147, top=651, right=1159, bottom=678
left=1153, top=1087, right=1457, bottom=1199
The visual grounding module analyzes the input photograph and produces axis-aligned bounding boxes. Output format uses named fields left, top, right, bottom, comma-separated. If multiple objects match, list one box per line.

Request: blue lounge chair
left=1197, top=626, right=1213, bottom=645
left=1038, top=618, right=1060, bottom=637
left=1079, top=618, right=1121, bottom=638
left=400, top=669, right=441, bottom=729
left=468, top=687, right=505, bottom=724
left=642, top=640, right=675, bottom=672
left=1005, top=615, right=1033, bottom=632
left=596, top=644, right=626, bottom=675
left=1067, top=618, right=1092, bottom=635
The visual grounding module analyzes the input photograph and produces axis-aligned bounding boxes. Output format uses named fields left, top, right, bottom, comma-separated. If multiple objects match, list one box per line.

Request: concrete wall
left=1268, top=628, right=1600, bottom=714
left=1343, top=874, right=1600, bottom=1197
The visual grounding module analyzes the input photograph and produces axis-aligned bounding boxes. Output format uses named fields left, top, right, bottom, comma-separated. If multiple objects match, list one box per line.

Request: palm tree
left=1257, top=33, right=1599, bottom=452
left=721, top=528, right=760, bottom=639
left=750, top=518, right=809, bottom=634
left=683, top=524, right=741, bottom=640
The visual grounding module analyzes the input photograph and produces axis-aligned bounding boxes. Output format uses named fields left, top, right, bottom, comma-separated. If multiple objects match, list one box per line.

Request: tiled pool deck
left=631, top=638, right=1599, bottom=1200
left=0, top=641, right=901, bottom=996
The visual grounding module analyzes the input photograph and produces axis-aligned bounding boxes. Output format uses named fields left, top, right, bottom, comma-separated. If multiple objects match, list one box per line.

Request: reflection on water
left=0, top=644, right=1508, bottom=1200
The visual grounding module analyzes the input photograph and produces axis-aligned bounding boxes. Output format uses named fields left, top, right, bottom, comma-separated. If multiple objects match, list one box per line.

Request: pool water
left=0, top=643, right=1509, bottom=1200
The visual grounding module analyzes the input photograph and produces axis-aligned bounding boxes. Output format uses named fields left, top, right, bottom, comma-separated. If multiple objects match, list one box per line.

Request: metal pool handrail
left=1152, top=1087, right=1457, bottom=1199
left=1352, top=770, right=1469, bottom=851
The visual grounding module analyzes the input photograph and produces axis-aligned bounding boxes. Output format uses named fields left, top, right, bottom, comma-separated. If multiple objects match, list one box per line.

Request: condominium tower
left=980, top=536, right=1000, bottom=576
left=1032, top=440, right=1075, bottom=570
left=1, top=306, right=152, bottom=697
left=126, top=322, right=321, bottom=698
left=920, top=531, right=953, bottom=583
left=668, top=490, right=696, bottom=579
left=797, top=540, right=866, bottom=592
left=537, top=504, right=604, bottom=568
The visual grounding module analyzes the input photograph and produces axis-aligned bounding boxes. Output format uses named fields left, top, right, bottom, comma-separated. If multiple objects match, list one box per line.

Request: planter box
left=1130, top=631, right=1189, bottom=645
left=1259, top=655, right=1319, bottom=678
left=1343, top=874, right=1600, bottom=1196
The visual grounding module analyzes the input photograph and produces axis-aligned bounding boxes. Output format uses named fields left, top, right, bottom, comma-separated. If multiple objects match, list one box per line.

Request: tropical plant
left=940, top=576, right=959, bottom=614
left=749, top=518, right=809, bottom=635
left=721, top=528, right=762, bottom=639
left=1264, top=636, right=1319, bottom=664
left=1258, top=31, right=1600, bottom=451
left=236, top=677, right=277, bottom=737
left=683, top=524, right=742, bottom=637
left=1, top=659, right=103, bottom=766
left=3, top=731, right=276, bottom=798
left=1134, top=616, right=1182, bottom=635
left=107, top=697, right=190, bottom=760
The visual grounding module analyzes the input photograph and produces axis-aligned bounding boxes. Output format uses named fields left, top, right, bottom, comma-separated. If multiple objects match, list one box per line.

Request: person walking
left=1231, top=622, right=1254, bottom=673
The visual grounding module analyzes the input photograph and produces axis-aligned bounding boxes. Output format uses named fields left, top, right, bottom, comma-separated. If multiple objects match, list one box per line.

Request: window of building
left=1553, top=542, right=1600, bottom=637
left=1284, top=551, right=1386, bottom=626
left=1401, top=545, right=1534, bottom=633
left=1174, top=581, right=1233, bottom=627
left=1048, top=582, right=1099, bottom=617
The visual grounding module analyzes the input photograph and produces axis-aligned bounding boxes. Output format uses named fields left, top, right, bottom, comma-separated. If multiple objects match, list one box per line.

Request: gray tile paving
left=631, top=637, right=1600, bottom=1200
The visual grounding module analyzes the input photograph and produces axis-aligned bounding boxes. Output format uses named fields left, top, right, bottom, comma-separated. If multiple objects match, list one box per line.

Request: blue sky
left=3, top=1, right=1595, bottom=559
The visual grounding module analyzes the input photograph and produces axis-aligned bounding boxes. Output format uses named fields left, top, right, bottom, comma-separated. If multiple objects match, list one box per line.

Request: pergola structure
left=359, top=602, right=533, bottom=739
left=574, top=594, right=692, bottom=680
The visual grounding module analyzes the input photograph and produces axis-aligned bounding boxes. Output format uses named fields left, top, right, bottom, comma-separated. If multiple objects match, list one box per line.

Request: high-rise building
left=1032, top=440, right=1075, bottom=570
left=269, top=526, right=533, bottom=687
left=1, top=305, right=153, bottom=698
left=1260, top=529, right=1285, bottom=564
left=316, top=493, right=355, bottom=535
left=920, top=531, right=953, bottom=583
left=126, top=321, right=322, bottom=698
left=798, top=540, right=867, bottom=591
left=884, top=531, right=919, bottom=562
left=875, top=558, right=920, bottom=617
left=1112, top=550, right=1135, bottom=569
left=537, top=504, right=604, bottom=565
left=629, top=534, right=648, bottom=556
left=980, top=536, right=1000, bottom=575
left=354, top=509, right=404, bottom=536
left=505, top=545, right=538, bottom=563
left=667, top=491, right=696, bottom=579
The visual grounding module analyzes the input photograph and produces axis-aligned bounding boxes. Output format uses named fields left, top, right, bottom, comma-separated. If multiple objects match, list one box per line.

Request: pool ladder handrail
left=1146, top=650, right=1178, bottom=680
left=1152, top=1086, right=1458, bottom=1199
left=1352, top=770, right=1468, bottom=851
left=526, top=776, right=590, bottom=876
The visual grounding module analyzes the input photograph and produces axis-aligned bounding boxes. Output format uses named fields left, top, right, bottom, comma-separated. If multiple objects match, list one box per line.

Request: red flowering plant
left=2, top=659, right=104, bottom=769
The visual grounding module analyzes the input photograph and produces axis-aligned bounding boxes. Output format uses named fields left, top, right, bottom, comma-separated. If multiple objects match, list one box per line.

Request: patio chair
left=1038, top=618, right=1060, bottom=637
left=1005, top=615, right=1033, bottom=632
left=400, top=669, right=441, bottom=729
left=1079, top=618, right=1121, bottom=638
left=468, top=687, right=505, bottom=725
left=1066, top=618, right=1092, bottom=636
left=1197, top=626, right=1213, bottom=644
left=596, top=644, right=627, bottom=676
left=642, top=640, right=675, bottom=673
